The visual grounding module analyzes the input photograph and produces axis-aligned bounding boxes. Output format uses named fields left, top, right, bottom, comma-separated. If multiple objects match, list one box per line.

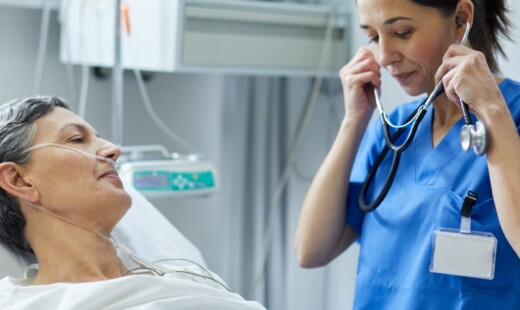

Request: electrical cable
left=77, top=1, right=90, bottom=119
left=132, top=68, right=196, bottom=154
left=248, top=0, right=339, bottom=299
left=119, top=5, right=196, bottom=154
left=321, top=264, right=331, bottom=310
left=293, top=79, right=343, bottom=183
left=153, top=258, right=214, bottom=279
left=78, top=64, right=90, bottom=119
left=60, top=0, right=80, bottom=108
left=32, top=0, right=53, bottom=95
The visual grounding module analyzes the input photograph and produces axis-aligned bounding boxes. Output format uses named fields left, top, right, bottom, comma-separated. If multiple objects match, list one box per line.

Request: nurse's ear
left=0, top=163, right=39, bottom=202
left=454, top=0, right=474, bottom=29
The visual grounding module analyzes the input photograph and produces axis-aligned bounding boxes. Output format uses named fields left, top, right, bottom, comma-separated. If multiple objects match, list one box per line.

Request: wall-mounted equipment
left=59, top=0, right=350, bottom=76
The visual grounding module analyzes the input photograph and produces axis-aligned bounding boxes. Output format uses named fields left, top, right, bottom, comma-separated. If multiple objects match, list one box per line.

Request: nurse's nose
left=377, top=37, right=401, bottom=68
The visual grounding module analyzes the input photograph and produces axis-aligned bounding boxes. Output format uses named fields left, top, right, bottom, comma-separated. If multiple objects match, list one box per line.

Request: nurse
left=294, top=0, right=520, bottom=308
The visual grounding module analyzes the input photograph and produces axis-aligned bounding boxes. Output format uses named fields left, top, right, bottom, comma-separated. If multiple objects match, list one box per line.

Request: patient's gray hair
left=0, top=96, right=69, bottom=254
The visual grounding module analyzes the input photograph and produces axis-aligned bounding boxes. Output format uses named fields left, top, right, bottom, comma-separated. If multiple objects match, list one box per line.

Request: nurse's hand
left=339, top=47, right=381, bottom=125
left=435, top=44, right=507, bottom=121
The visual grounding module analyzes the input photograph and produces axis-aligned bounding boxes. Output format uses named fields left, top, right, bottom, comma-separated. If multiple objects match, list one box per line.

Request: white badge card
left=430, top=228, right=497, bottom=280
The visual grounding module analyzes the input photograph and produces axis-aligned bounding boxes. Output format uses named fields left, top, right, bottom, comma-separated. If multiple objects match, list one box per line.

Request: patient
left=0, top=96, right=264, bottom=309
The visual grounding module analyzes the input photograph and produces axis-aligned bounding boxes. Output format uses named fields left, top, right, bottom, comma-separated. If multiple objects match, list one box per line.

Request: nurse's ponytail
left=469, top=0, right=512, bottom=73
left=412, top=0, right=513, bottom=74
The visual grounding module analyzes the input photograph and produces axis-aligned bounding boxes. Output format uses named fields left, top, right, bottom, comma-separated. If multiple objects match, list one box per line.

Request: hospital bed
left=0, top=180, right=206, bottom=279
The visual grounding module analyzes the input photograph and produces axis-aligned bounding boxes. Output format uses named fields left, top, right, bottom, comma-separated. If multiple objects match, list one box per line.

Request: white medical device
left=117, top=145, right=218, bottom=199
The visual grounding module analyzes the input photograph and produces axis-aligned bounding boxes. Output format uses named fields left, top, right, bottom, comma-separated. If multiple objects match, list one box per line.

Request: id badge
left=430, top=228, right=497, bottom=280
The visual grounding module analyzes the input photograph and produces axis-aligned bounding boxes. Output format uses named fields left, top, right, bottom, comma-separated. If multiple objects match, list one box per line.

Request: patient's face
left=22, top=107, right=131, bottom=234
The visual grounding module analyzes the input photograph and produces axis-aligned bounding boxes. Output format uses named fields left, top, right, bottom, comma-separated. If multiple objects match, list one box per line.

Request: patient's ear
left=0, top=162, right=39, bottom=202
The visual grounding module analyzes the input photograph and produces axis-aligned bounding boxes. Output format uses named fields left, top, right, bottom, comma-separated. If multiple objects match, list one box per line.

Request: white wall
left=498, top=0, right=520, bottom=81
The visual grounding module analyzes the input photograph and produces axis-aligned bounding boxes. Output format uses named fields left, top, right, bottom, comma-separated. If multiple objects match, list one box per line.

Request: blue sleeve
left=346, top=182, right=365, bottom=235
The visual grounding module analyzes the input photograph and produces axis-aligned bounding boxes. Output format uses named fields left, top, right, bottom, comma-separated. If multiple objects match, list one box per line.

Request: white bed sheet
left=0, top=272, right=266, bottom=309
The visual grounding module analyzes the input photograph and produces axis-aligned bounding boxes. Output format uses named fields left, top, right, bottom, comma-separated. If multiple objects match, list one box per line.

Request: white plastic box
left=59, top=0, right=350, bottom=76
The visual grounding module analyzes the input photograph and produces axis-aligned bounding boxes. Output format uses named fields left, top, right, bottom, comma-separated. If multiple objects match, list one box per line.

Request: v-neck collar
left=413, top=104, right=466, bottom=185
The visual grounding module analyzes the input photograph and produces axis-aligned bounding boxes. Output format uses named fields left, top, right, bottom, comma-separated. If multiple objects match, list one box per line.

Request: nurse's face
left=22, top=107, right=131, bottom=235
left=357, top=0, right=456, bottom=95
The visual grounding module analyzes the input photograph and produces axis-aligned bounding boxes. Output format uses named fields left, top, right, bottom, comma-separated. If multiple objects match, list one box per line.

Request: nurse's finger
left=440, top=68, right=461, bottom=105
left=342, top=71, right=381, bottom=90
left=347, top=58, right=381, bottom=77
left=434, top=55, right=464, bottom=85
left=341, top=47, right=378, bottom=72
left=340, top=58, right=381, bottom=88
left=442, top=44, right=474, bottom=61
left=355, top=46, right=376, bottom=59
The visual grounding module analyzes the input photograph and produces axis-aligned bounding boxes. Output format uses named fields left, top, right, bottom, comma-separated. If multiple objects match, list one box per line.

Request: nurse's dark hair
left=0, top=96, right=70, bottom=254
left=412, top=0, right=512, bottom=74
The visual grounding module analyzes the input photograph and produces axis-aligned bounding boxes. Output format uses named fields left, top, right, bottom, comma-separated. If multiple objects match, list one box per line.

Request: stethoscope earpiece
left=460, top=121, right=487, bottom=156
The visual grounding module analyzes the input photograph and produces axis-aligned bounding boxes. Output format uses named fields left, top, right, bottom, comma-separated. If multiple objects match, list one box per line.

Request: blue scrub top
left=346, top=78, right=520, bottom=309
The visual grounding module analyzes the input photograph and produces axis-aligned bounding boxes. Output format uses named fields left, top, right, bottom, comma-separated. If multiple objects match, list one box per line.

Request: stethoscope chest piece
left=460, top=121, right=487, bottom=155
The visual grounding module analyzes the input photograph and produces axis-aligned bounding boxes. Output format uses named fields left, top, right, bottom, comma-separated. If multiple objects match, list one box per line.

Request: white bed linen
left=0, top=266, right=266, bottom=310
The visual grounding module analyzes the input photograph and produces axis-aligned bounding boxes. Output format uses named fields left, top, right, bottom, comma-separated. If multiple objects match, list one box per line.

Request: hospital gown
left=0, top=263, right=266, bottom=309
left=346, top=78, right=520, bottom=309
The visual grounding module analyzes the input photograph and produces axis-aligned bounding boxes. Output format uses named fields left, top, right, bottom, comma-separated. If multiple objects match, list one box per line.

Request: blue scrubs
left=346, top=78, right=520, bottom=309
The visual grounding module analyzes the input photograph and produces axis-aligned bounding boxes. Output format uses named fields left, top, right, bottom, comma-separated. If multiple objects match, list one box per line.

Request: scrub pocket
left=433, top=191, right=516, bottom=293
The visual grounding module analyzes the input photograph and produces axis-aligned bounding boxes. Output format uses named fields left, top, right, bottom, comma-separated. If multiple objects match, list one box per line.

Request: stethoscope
left=359, top=22, right=488, bottom=212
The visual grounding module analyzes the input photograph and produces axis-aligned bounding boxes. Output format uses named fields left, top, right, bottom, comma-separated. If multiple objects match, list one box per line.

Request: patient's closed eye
left=68, top=135, right=85, bottom=143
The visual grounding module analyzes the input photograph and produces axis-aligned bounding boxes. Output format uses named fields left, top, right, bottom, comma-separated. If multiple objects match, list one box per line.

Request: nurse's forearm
left=481, top=104, right=520, bottom=257
left=294, top=116, right=366, bottom=268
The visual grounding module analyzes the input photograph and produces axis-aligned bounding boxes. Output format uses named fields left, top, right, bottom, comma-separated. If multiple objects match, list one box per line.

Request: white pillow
left=0, top=180, right=205, bottom=279
left=112, top=180, right=206, bottom=266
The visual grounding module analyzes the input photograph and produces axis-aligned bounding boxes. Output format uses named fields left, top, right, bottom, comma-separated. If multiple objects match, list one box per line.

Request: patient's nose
left=97, top=139, right=121, bottom=163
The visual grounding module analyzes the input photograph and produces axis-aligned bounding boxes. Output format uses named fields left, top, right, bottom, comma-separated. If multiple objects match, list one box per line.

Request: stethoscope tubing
left=358, top=100, right=426, bottom=212
left=359, top=89, right=445, bottom=213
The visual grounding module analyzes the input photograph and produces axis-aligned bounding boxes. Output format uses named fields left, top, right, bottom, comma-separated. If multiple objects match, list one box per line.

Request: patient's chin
left=119, top=191, right=132, bottom=209
left=108, top=188, right=132, bottom=211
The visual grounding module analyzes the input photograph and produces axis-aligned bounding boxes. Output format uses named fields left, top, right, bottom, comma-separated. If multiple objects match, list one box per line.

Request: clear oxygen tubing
left=24, top=143, right=116, bottom=167
left=248, top=0, right=339, bottom=300
left=32, top=0, right=53, bottom=95
left=21, top=143, right=230, bottom=290
left=359, top=22, right=473, bottom=212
